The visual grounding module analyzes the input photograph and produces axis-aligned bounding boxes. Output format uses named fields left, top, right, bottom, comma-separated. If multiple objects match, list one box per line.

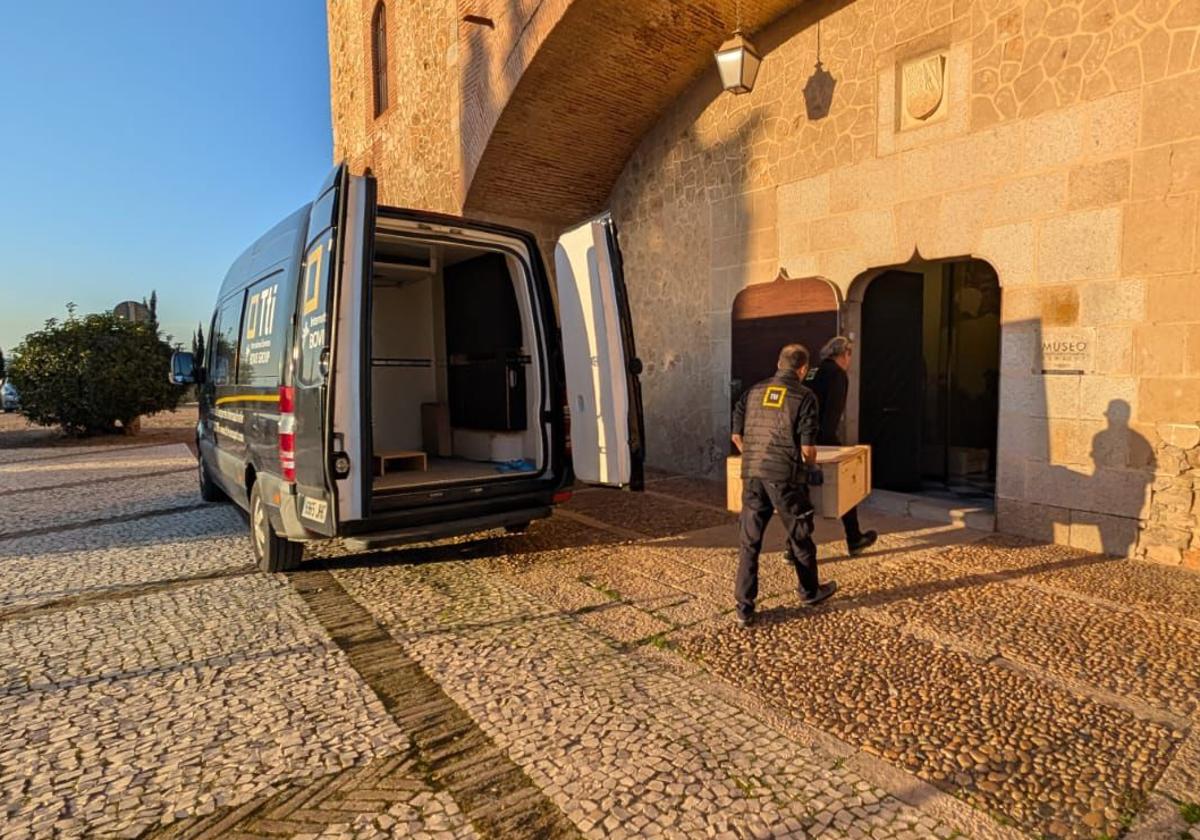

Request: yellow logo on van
left=244, top=283, right=278, bottom=341
left=302, top=242, right=325, bottom=315
left=762, top=385, right=787, bottom=409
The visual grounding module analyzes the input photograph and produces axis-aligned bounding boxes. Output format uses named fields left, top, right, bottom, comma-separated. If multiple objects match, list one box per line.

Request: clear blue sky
left=0, top=1, right=333, bottom=356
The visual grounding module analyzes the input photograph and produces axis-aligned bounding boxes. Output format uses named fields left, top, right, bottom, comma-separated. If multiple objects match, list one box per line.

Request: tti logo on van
left=245, top=284, right=278, bottom=341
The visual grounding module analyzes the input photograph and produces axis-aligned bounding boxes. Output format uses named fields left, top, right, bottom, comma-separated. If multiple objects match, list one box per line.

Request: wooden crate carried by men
left=726, top=445, right=871, bottom=517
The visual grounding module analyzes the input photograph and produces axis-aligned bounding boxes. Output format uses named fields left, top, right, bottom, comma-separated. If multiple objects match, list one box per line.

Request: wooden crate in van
left=726, top=445, right=871, bottom=518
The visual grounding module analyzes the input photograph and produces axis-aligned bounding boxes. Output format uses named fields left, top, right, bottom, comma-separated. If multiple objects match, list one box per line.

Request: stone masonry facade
left=327, top=0, right=1200, bottom=564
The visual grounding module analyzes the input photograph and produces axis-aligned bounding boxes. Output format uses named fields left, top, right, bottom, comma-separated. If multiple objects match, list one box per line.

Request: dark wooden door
left=730, top=275, right=839, bottom=404
left=859, top=271, right=924, bottom=491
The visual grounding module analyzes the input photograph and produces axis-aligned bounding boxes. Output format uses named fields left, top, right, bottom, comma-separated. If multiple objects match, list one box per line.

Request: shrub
left=8, top=311, right=184, bottom=436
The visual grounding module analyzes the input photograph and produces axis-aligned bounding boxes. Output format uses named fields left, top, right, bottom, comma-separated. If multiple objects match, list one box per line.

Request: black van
left=171, top=165, right=644, bottom=571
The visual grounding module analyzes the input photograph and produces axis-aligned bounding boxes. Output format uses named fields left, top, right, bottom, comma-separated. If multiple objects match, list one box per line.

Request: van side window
left=237, top=273, right=285, bottom=386
left=211, top=294, right=245, bottom=386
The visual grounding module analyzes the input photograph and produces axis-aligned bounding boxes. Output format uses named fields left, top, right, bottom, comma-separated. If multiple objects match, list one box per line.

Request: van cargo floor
left=373, top=457, right=536, bottom=491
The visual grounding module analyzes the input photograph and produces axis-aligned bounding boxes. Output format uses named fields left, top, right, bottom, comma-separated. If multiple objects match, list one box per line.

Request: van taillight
left=279, top=386, right=296, bottom=482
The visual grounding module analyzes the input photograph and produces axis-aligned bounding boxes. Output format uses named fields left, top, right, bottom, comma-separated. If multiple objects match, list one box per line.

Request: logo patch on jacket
left=762, top=385, right=787, bottom=409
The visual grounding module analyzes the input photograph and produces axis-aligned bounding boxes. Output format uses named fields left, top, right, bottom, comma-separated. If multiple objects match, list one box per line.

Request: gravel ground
left=0, top=409, right=197, bottom=455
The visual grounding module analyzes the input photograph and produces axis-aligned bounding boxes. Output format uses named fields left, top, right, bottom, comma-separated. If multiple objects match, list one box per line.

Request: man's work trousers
left=735, top=478, right=819, bottom=617
left=842, top=506, right=863, bottom=544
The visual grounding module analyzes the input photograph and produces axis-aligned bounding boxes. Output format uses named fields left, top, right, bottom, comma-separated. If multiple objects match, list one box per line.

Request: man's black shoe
left=800, top=581, right=838, bottom=607
left=848, top=531, right=878, bottom=556
left=735, top=611, right=756, bottom=628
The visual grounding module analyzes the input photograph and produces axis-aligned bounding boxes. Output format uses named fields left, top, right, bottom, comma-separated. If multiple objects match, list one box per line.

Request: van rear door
left=554, top=214, right=645, bottom=490
left=293, top=165, right=376, bottom=534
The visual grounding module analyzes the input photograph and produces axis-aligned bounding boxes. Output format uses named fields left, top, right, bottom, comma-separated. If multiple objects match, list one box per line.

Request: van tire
left=198, top=458, right=227, bottom=503
left=250, top=483, right=303, bottom=573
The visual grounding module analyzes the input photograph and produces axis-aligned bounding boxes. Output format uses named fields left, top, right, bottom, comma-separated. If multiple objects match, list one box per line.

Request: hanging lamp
left=715, top=0, right=761, bottom=94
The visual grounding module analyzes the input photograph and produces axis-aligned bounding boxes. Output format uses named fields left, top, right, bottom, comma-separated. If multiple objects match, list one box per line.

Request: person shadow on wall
left=1084, top=399, right=1155, bottom=557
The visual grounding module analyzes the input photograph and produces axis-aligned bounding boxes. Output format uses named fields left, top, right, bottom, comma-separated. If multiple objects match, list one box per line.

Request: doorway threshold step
left=862, top=489, right=995, bottom=532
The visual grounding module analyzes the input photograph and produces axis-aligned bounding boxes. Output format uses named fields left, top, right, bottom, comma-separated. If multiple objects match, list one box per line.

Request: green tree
left=0, top=347, right=6, bottom=381
left=191, top=322, right=206, bottom=363
left=8, top=309, right=184, bottom=436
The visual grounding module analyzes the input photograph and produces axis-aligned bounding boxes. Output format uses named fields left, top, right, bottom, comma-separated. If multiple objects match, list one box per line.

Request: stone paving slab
left=0, top=574, right=403, bottom=838
left=0, top=469, right=201, bottom=537
left=0, top=506, right=247, bottom=611
left=0, top=443, right=194, bottom=493
left=330, top=553, right=967, bottom=840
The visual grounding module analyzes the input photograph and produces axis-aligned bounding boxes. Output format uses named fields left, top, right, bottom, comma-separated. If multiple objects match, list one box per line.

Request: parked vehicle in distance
left=1, top=381, right=19, bottom=412
left=171, top=165, right=644, bottom=572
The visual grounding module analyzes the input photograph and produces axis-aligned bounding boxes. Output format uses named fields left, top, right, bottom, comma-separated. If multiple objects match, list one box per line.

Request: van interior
left=368, top=221, right=545, bottom=496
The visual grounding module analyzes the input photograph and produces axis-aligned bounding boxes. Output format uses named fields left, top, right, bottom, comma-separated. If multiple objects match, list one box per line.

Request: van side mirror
left=170, top=351, right=203, bottom=385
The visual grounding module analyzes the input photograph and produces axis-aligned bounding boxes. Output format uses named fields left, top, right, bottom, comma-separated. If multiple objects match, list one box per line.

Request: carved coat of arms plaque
left=901, top=52, right=947, bottom=124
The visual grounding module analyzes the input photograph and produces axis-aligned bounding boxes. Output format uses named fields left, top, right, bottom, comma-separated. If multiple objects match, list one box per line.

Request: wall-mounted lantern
left=715, top=30, right=762, bottom=95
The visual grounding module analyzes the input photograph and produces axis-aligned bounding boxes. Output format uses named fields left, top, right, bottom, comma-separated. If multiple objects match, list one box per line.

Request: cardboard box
left=726, top=445, right=872, bottom=518
left=421, top=403, right=452, bottom=457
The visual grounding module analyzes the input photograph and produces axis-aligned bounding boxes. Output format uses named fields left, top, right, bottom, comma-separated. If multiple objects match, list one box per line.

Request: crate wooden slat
left=726, top=445, right=871, bottom=518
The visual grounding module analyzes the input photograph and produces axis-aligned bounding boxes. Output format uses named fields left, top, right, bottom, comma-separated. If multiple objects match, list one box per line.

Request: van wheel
left=198, top=458, right=227, bottom=503
left=504, top=522, right=531, bottom=535
left=250, top=483, right=302, bottom=572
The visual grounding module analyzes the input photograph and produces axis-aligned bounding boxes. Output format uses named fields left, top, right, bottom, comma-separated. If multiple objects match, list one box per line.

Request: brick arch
left=461, top=0, right=810, bottom=224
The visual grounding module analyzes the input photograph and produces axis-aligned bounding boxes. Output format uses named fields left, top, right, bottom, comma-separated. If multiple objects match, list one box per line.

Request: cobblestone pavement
left=2, top=422, right=1199, bottom=838
left=0, top=439, right=422, bottom=838
left=490, top=478, right=1200, bottom=840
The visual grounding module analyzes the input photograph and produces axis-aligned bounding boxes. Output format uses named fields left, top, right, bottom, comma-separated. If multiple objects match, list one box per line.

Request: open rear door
left=554, top=214, right=645, bottom=490
left=292, top=165, right=375, bottom=533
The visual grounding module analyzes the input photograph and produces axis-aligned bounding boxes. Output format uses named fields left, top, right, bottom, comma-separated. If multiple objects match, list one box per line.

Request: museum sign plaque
left=1038, top=328, right=1094, bottom=374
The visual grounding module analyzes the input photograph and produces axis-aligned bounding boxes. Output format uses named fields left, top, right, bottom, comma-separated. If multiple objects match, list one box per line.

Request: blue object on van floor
left=495, top=459, right=536, bottom=473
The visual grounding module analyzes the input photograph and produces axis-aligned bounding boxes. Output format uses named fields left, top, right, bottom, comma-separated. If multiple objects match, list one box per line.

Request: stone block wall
left=608, top=0, right=1200, bottom=562
left=328, top=0, right=1200, bottom=561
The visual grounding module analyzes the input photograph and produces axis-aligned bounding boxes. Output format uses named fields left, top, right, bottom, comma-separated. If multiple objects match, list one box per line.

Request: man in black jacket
left=731, top=344, right=838, bottom=627
left=806, top=336, right=877, bottom=556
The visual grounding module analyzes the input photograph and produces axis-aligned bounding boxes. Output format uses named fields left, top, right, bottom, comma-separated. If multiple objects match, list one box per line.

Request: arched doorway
left=730, top=274, right=840, bottom=406
left=858, top=259, right=1000, bottom=499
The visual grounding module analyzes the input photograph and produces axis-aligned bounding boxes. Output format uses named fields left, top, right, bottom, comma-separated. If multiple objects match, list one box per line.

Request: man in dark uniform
left=731, top=344, right=838, bottom=627
left=806, top=336, right=877, bottom=555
